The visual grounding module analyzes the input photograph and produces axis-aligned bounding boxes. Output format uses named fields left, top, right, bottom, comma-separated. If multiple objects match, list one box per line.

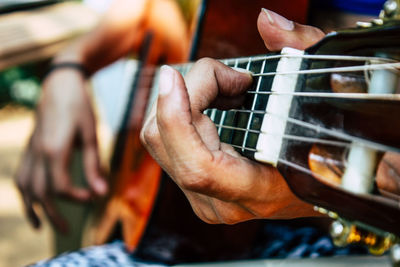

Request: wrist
left=45, top=62, right=90, bottom=79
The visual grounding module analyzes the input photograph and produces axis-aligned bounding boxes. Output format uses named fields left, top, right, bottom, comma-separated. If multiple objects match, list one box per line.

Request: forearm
left=53, top=0, right=149, bottom=75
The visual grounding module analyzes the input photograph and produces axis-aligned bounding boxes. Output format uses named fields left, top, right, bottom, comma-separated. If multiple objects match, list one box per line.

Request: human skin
left=15, top=0, right=189, bottom=232
left=142, top=8, right=400, bottom=225
left=140, top=9, right=326, bottom=224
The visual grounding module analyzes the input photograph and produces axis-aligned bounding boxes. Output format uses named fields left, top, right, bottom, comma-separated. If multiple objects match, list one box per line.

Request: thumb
left=257, top=8, right=325, bottom=51
left=156, top=65, right=213, bottom=178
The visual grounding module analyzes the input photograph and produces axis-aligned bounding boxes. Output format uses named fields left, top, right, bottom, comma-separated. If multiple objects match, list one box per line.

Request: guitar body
left=96, top=0, right=310, bottom=264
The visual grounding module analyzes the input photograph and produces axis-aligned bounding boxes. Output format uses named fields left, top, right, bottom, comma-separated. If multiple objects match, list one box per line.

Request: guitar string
left=251, top=62, right=400, bottom=77
left=245, top=91, right=400, bottom=100
left=132, top=54, right=397, bottom=78
left=136, top=58, right=399, bottom=153
left=214, top=123, right=350, bottom=147
left=228, top=142, right=339, bottom=184
left=277, top=158, right=328, bottom=182
left=208, top=108, right=399, bottom=153
left=221, top=54, right=396, bottom=64
left=135, top=60, right=398, bottom=183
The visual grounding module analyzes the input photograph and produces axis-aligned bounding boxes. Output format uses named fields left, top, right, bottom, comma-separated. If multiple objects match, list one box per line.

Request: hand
left=15, top=0, right=189, bottom=232
left=141, top=9, right=325, bottom=224
left=15, top=69, right=107, bottom=232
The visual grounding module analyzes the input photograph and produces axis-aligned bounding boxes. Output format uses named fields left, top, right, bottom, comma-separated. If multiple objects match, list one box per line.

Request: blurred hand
left=16, top=69, right=107, bottom=232
left=15, top=0, right=189, bottom=232
left=141, top=9, right=325, bottom=224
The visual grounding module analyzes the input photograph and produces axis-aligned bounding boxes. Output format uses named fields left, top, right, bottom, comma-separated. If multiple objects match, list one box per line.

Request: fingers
left=15, top=143, right=41, bottom=229
left=45, top=144, right=92, bottom=202
left=257, top=8, right=325, bottom=51
left=156, top=65, right=212, bottom=177
left=21, top=194, right=40, bottom=228
left=80, top=112, right=108, bottom=196
left=185, top=58, right=253, bottom=111
left=155, top=65, right=267, bottom=201
left=141, top=61, right=252, bottom=167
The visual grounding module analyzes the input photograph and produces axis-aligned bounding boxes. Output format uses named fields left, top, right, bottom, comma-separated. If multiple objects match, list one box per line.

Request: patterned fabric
left=31, top=241, right=163, bottom=267
left=31, top=222, right=367, bottom=266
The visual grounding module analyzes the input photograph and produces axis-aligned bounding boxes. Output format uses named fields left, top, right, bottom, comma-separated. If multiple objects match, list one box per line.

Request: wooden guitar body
left=96, top=0, right=310, bottom=264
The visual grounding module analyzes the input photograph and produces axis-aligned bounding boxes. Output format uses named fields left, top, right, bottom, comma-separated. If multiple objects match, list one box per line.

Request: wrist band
left=45, top=62, right=90, bottom=78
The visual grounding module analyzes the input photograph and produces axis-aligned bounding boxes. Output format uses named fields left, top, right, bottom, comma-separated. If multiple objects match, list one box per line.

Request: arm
left=141, top=9, right=326, bottom=224
left=16, top=0, right=189, bottom=232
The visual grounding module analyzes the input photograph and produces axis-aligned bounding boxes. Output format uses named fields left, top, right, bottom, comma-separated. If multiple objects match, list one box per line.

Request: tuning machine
left=315, top=206, right=399, bottom=260
left=356, top=0, right=400, bottom=28
left=380, top=0, right=400, bottom=20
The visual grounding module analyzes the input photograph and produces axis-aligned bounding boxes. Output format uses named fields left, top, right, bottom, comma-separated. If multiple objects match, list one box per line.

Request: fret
left=229, top=58, right=265, bottom=154
left=209, top=108, right=217, bottom=121
left=214, top=110, right=223, bottom=129
left=218, top=111, right=227, bottom=136
left=215, top=59, right=230, bottom=135
left=219, top=110, right=236, bottom=144
left=243, top=55, right=280, bottom=158
left=217, top=59, right=238, bottom=136
left=242, top=57, right=263, bottom=154
left=143, top=51, right=298, bottom=166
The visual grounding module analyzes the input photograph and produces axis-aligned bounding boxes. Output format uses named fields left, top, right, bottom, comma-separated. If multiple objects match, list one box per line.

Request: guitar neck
left=141, top=21, right=400, bottom=245
left=146, top=48, right=305, bottom=167
left=204, top=48, right=304, bottom=166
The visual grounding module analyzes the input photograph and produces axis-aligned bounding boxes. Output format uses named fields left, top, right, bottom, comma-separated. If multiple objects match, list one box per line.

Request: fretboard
left=205, top=48, right=304, bottom=166
left=146, top=48, right=305, bottom=166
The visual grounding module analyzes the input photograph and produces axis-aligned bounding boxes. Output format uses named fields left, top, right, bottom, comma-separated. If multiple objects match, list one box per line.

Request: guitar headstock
left=277, top=1, right=400, bottom=260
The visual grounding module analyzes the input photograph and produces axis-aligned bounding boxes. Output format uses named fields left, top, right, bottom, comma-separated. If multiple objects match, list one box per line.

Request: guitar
left=136, top=6, right=400, bottom=261
left=94, top=0, right=310, bottom=263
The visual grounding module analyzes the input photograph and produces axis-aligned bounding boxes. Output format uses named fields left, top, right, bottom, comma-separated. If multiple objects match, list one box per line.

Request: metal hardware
left=328, top=219, right=398, bottom=256
left=357, top=0, right=400, bottom=28
left=380, top=0, right=400, bottom=20
left=391, top=244, right=400, bottom=267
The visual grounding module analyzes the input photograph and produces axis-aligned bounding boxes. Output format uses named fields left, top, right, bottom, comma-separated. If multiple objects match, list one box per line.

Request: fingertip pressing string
left=45, top=62, right=90, bottom=79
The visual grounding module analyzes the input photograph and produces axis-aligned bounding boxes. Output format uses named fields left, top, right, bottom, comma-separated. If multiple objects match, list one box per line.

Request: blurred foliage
left=0, top=61, right=48, bottom=109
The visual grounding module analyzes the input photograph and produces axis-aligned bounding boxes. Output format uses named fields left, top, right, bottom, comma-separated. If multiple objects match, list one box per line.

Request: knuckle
left=157, top=106, right=177, bottom=129
left=196, top=57, right=216, bottom=69
left=192, top=58, right=218, bottom=77
left=141, top=120, right=159, bottom=148
left=41, top=143, right=61, bottom=158
left=179, top=156, right=215, bottom=192
left=191, top=203, right=219, bottom=224
left=180, top=173, right=212, bottom=193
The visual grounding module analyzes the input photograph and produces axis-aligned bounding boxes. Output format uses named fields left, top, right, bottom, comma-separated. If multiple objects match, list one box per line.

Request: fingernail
left=231, top=67, right=253, bottom=76
left=159, top=65, right=175, bottom=96
left=262, top=8, right=294, bottom=31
